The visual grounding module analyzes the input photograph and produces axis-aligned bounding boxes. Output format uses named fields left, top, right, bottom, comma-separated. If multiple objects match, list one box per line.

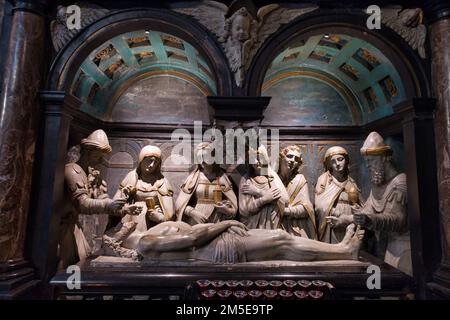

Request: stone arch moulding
left=246, top=10, right=431, bottom=101
left=46, top=8, right=233, bottom=96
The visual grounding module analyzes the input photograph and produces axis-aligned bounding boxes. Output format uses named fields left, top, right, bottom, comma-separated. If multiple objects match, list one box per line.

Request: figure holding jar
left=175, top=142, right=238, bottom=225
left=315, top=146, right=362, bottom=243
left=103, top=145, right=174, bottom=258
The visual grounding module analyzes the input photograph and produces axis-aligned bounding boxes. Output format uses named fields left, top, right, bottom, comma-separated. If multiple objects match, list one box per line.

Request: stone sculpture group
left=59, top=129, right=411, bottom=275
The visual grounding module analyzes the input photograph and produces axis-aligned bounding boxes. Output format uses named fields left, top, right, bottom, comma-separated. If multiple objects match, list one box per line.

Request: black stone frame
left=27, top=5, right=443, bottom=299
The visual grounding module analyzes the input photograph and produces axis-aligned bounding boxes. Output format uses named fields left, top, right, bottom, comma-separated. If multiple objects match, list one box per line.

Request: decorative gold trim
left=360, top=146, right=392, bottom=156
left=323, top=150, right=348, bottom=164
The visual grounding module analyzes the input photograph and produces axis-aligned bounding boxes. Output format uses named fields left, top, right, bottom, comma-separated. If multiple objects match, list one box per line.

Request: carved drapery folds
left=50, top=2, right=109, bottom=52
left=172, top=1, right=318, bottom=87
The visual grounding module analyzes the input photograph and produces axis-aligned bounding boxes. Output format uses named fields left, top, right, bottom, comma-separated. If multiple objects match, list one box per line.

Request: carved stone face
left=365, top=155, right=385, bottom=185
left=281, top=149, right=302, bottom=174
left=140, top=156, right=160, bottom=175
left=251, top=153, right=268, bottom=176
left=230, top=12, right=251, bottom=42
left=196, top=148, right=215, bottom=171
left=86, top=148, right=105, bottom=167
left=330, top=154, right=347, bottom=174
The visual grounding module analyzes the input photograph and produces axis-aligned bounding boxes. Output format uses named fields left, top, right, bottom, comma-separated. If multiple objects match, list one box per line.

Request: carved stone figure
left=365, top=6, right=426, bottom=59
left=172, top=1, right=318, bottom=86
left=315, top=146, right=361, bottom=244
left=136, top=221, right=364, bottom=264
left=50, top=2, right=109, bottom=52
left=277, top=146, right=316, bottom=239
left=87, top=166, right=108, bottom=199
left=59, top=130, right=139, bottom=269
left=175, top=142, right=238, bottom=225
left=353, top=132, right=412, bottom=275
left=239, top=145, right=289, bottom=229
left=103, top=145, right=174, bottom=258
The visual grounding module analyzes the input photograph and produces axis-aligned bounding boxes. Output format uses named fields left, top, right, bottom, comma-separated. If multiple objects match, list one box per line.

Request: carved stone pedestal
left=50, top=253, right=412, bottom=300
left=0, top=260, right=39, bottom=299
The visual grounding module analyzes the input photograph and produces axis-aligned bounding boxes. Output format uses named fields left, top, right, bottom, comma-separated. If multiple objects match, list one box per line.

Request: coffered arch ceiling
left=263, top=33, right=407, bottom=125
left=70, top=30, right=217, bottom=119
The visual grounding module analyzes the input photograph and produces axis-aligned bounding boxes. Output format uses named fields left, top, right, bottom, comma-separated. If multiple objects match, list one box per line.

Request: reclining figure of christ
left=104, top=220, right=364, bottom=264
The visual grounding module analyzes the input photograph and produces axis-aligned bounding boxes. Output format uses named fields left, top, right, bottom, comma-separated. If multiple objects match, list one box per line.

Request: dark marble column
left=425, top=0, right=450, bottom=298
left=394, top=99, right=441, bottom=299
left=0, top=0, right=47, bottom=298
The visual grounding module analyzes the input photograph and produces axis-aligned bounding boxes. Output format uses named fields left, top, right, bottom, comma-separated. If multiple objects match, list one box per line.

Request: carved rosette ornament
left=365, top=6, right=427, bottom=59
left=172, top=1, right=318, bottom=87
left=50, top=2, right=109, bottom=52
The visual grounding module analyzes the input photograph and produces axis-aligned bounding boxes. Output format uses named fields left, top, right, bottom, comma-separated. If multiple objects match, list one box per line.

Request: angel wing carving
left=50, top=2, right=109, bottom=52
left=172, top=1, right=318, bottom=87
left=247, top=5, right=319, bottom=71
left=171, top=1, right=228, bottom=41
left=378, top=7, right=426, bottom=59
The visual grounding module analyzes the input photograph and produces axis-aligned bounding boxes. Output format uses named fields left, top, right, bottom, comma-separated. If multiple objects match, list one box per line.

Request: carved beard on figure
left=369, top=165, right=385, bottom=185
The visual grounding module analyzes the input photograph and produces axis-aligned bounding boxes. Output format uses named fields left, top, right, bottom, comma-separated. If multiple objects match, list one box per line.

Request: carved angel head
left=224, top=7, right=254, bottom=43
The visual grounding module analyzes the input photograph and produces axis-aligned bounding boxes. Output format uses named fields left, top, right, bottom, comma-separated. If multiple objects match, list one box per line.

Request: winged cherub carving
left=50, top=2, right=109, bottom=52
left=172, top=1, right=318, bottom=87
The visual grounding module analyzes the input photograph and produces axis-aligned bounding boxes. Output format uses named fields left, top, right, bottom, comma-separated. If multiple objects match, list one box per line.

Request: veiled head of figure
left=81, top=129, right=112, bottom=166
left=138, top=145, right=162, bottom=176
left=323, top=146, right=349, bottom=177
left=195, top=142, right=219, bottom=172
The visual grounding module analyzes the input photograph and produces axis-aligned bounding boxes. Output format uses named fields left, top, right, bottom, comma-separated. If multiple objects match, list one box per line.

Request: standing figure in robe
left=103, top=145, right=174, bottom=258
left=315, top=146, right=361, bottom=243
left=60, top=130, right=140, bottom=268
left=175, top=142, right=238, bottom=225
left=277, top=145, right=316, bottom=239
left=239, top=145, right=289, bottom=229
left=353, top=132, right=412, bottom=275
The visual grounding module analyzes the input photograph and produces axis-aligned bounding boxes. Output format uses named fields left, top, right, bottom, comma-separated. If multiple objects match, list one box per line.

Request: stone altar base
left=51, top=252, right=412, bottom=300
left=90, top=255, right=370, bottom=268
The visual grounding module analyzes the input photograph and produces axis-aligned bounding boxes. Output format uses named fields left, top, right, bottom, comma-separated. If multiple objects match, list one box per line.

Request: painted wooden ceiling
left=72, top=31, right=406, bottom=125
left=70, top=30, right=216, bottom=118
left=263, top=34, right=406, bottom=124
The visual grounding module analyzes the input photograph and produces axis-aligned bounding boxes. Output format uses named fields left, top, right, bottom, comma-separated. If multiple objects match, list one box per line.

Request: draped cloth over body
left=281, top=174, right=317, bottom=239
left=198, top=231, right=247, bottom=264
left=315, top=172, right=360, bottom=243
